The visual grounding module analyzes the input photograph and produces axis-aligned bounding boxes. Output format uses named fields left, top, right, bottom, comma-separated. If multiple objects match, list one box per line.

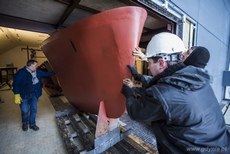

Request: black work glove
left=127, top=65, right=147, bottom=86
left=127, top=65, right=138, bottom=77
left=121, top=84, right=134, bottom=98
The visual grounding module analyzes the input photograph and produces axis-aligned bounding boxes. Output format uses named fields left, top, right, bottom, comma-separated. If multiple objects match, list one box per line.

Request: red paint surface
left=41, top=6, right=147, bottom=118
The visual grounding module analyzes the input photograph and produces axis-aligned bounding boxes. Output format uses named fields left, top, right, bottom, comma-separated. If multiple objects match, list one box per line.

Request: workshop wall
left=0, top=46, right=47, bottom=69
left=171, top=0, right=230, bottom=103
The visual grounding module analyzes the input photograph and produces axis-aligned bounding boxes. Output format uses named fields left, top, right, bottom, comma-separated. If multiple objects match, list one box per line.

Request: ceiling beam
left=56, top=0, right=81, bottom=29
left=0, top=14, right=56, bottom=33
left=76, top=4, right=101, bottom=14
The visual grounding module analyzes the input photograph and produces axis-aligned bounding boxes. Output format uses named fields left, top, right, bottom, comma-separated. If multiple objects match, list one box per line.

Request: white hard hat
left=145, top=32, right=186, bottom=61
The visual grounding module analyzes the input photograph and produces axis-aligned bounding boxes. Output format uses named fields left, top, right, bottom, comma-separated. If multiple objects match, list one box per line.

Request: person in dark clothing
left=121, top=32, right=230, bottom=153
left=128, top=46, right=211, bottom=88
left=12, top=59, right=55, bottom=131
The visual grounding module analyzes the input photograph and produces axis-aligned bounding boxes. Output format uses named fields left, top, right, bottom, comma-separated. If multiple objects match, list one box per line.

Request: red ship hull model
left=41, top=6, right=147, bottom=118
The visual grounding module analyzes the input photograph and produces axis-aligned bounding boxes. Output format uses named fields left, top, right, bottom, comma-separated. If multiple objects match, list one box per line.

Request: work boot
left=30, top=124, right=39, bottom=131
left=22, top=124, right=28, bottom=131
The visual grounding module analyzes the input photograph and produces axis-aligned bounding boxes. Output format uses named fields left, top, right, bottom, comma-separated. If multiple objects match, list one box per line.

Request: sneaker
left=30, top=124, right=39, bottom=131
left=22, top=124, right=28, bottom=131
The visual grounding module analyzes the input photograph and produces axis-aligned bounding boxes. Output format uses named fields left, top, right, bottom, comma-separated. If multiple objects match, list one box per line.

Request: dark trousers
left=20, top=93, right=37, bottom=126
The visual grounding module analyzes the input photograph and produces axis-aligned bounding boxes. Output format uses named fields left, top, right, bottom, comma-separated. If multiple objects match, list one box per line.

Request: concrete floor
left=0, top=85, right=67, bottom=154
left=0, top=82, right=229, bottom=154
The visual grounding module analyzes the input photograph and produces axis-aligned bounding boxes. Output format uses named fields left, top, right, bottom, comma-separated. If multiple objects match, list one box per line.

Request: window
left=182, top=15, right=196, bottom=49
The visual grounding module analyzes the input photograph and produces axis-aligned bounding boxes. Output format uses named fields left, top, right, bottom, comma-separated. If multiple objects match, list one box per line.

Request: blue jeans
left=20, top=93, right=38, bottom=126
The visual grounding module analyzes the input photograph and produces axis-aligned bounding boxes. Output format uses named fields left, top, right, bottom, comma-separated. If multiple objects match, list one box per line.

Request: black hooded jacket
left=125, top=65, right=230, bottom=154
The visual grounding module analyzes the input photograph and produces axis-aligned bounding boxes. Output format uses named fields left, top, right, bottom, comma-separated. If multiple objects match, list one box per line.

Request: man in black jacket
left=128, top=45, right=210, bottom=88
left=121, top=32, right=230, bottom=154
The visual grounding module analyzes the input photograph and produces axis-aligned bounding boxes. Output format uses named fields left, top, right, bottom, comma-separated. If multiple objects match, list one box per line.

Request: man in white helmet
left=127, top=32, right=186, bottom=88
left=127, top=45, right=211, bottom=88
left=121, top=32, right=230, bottom=154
